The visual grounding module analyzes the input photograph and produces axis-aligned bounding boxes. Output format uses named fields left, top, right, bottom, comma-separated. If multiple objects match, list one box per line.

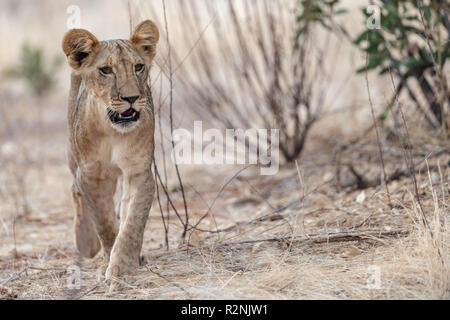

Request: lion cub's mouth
left=107, top=107, right=140, bottom=124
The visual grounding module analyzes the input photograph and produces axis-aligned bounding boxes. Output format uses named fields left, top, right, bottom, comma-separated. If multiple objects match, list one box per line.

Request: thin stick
left=187, top=166, right=250, bottom=247
left=364, top=40, right=393, bottom=209
left=154, top=167, right=169, bottom=249
left=127, top=0, right=133, bottom=37
left=154, top=165, right=186, bottom=227
left=172, top=13, right=218, bottom=74
left=387, top=67, right=443, bottom=263
left=162, top=0, right=189, bottom=240
left=294, top=160, right=309, bottom=239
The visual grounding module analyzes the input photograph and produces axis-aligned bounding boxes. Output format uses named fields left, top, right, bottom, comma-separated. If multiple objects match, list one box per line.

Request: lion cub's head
left=62, top=20, right=159, bottom=132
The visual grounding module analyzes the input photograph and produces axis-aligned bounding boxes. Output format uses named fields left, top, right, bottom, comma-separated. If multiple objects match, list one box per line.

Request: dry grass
left=0, top=92, right=448, bottom=299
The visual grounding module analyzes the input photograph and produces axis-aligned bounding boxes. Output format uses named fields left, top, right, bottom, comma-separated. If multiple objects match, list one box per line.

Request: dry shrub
left=148, top=0, right=344, bottom=163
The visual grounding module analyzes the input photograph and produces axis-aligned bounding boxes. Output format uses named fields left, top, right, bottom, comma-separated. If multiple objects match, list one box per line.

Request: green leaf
left=379, top=109, right=389, bottom=121
left=354, top=30, right=369, bottom=45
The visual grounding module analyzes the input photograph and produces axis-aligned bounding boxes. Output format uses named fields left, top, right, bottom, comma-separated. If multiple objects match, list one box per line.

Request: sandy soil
left=0, top=91, right=448, bottom=299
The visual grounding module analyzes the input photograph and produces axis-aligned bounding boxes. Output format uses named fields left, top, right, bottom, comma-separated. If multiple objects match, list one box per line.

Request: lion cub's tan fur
left=62, top=21, right=159, bottom=287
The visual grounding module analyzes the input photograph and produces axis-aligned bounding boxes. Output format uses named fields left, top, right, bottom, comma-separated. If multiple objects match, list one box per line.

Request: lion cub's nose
left=121, top=95, right=140, bottom=105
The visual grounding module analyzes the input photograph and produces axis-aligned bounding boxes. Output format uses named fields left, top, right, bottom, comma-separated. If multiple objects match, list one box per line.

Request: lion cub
left=62, top=21, right=158, bottom=287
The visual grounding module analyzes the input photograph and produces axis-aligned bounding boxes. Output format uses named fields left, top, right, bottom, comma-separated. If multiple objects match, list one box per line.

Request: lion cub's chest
left=81, top=136, right=134, bottom=175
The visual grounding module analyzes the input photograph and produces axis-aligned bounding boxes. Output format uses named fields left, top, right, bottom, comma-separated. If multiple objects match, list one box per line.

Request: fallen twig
left=74, top=284, right=100, bottom=300
left=147, top=266, right=191, bottom=298
left=341, top=150, right=450, bottom=190
left=225, top=229, right=409, bottom=247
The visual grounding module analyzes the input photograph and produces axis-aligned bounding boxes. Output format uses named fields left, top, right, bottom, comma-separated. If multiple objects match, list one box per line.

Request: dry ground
left=0, top=91, right=448, bottom=300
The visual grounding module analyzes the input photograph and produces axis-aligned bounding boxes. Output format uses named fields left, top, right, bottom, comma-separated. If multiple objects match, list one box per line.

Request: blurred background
left=0, top=0, right=448, bottom=299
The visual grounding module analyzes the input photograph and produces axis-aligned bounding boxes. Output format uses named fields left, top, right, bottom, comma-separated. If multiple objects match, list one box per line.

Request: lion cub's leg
left=72, top=184, right=101, bottom=258
left=76, top=163, right=119, bottom=270
left=106, top=166, right=155, bottom=285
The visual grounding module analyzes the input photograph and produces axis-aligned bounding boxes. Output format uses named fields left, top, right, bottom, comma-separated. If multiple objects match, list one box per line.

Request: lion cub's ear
left=62, top=29, right=100, bottom=71
left=130, top=20, right=159, bottom=64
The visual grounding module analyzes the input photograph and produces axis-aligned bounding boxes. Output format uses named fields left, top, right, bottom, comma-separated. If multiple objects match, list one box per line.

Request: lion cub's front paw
left=105, top=256, right=137, bottom=291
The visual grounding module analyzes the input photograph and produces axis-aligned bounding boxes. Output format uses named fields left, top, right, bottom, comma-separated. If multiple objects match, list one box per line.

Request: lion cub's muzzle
left=107, top=107, right=140, bottom=124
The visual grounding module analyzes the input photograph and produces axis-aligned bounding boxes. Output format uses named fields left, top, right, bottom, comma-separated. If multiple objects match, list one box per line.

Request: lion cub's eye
left=99, top=66, right=113, bottom=75
left=135, top=64, right=145, bottom=73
